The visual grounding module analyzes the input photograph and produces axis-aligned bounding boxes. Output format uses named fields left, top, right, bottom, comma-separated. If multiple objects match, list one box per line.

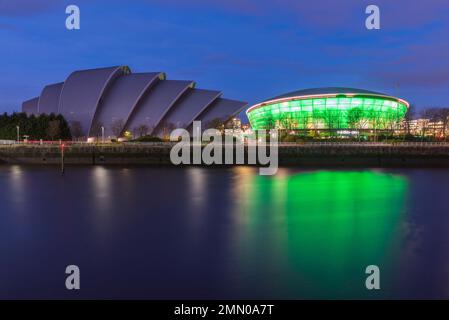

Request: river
left=1, top=165, right=449, bottom=299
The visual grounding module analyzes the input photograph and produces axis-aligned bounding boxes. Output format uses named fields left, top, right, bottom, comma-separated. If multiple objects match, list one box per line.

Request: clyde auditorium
left=22, top=66, right=247, bottom=138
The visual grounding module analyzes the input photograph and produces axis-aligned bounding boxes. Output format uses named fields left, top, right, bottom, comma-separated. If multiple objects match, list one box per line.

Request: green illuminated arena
left=247, top=87, right=409, bottom=132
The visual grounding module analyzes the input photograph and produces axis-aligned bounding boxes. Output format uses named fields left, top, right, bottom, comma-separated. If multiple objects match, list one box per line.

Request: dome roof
left=266, top=87, right=390, bottom=102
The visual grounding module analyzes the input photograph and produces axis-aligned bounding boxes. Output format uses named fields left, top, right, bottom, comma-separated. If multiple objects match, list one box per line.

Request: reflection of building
left=247, top=87, right=409, bottom=132
left=22, top=66, right=247, bottom=139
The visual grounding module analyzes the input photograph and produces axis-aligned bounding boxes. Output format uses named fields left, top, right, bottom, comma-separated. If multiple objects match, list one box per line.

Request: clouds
left=0, top=21, right=16, bottom=30
left=371, top=41, right=449, bottom=87
left=148, top=0, right=449, bottom=31
left=0, top=0, right=59, bottom=17
left=0, top=0, right=447, bottom=113
left=376, top=69, right=449, bottom=88
left=3, top=0, right=448, bottom=30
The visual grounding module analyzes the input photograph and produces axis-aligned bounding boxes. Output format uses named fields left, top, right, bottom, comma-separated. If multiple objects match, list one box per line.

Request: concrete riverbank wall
left=1, top=143, right=449, bottom=167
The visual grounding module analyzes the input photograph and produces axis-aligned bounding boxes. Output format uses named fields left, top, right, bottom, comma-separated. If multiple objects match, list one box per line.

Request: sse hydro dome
left=22, top=66, right=247, bottom=138
left=247, top=87, right=409, bottom=132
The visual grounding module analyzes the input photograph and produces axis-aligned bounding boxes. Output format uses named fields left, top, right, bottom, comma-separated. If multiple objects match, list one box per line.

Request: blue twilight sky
left=0, top=0, right=448, bottom=119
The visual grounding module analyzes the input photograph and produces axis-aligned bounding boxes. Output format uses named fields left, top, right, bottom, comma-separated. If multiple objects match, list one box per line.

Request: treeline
left=0, top=113, right=71, bottom=140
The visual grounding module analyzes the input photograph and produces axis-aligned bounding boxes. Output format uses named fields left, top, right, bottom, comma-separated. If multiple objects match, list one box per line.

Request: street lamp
left=101, top=126, right=105, bottom=143
left=16, top=126, right=20, bottom=143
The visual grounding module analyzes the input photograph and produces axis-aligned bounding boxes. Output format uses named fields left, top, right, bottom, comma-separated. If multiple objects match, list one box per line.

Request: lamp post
left=16, top=126, right=20, bottom=143
left=60, top=143, right=65, bottom=174
left=101, top=126, right=105, bottom=144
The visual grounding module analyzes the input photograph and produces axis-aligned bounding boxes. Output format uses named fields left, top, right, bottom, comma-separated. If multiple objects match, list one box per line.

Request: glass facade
left=247, top=95, right=408, bottom=131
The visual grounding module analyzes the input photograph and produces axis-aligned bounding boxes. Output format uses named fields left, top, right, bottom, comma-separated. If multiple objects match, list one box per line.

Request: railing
left=0, top=140, right=16, bottom=145
left=277, top=141, right=449, bottom=147
left=2, top=140, right=449, bottom=147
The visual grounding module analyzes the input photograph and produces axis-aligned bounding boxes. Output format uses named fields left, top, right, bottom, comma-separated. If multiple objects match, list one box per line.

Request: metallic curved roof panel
left=38, top=82, right=63, bottom=115
left=154, top=88, right=222, bottom=134
left=21, top=66, right=248, bottom=139
left=59, top=66, right=128, bottom=135
left=91, top=72, right=162, bottom=137
left=22, top=97, right=39, bottom=115
left=196, top=98, right=247, bottom=127
left=124, top=80, right=194, bottom=134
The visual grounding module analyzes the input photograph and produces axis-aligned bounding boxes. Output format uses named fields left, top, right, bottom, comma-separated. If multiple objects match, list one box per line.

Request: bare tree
left=347, top=108, right=364, bottom=141
left=347, top=107, right=363, bottom=130
left=159, top=122, right=176, bottom=139
left=421, top=108, right=440, bottom=138
left=436, top=108, right=449, bottom=140
left=403, top=104, right=416, bottom=136
left=70, top=121, right=83, bottom=140
left=366, top=108, right=384, bottom=141
left=298, top=112, right=309, bottom=131
left=111, top=119, right=125, bottom=138
left=46, top=120, right=60, bottom=140
left=265, top=117, right=276, bottom=130
left=420, top=109, right=435, bottom=139
left=90, top=121, right=104, bottom=139
left=322, top=109, right=339, bottom=136
left=278, top=113, right=289, bottom=130
left=134, top=124, right=150, bottom=138
left=207, top=118, right=224, bottom=131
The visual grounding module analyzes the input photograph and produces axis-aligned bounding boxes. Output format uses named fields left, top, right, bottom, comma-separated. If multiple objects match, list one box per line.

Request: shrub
left=132, top=135, right=163, bottom=142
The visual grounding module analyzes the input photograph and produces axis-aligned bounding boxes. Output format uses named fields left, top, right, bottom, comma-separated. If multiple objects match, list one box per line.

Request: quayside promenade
left=1, top=142, right=449, bottom=167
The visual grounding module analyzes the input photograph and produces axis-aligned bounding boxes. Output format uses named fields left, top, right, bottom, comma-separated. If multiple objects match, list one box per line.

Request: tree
left=0, top=113, right=71, bottom=140
left=366, top=108, right=384, bottom=141
left=436, top=108, right=449, bottom=140
left=90, top=121, right=104, bottom=138
left=322, top=109, right=339, bottom=136
left=347, top=107, right=363, bottom=129
left=111, top=119, right=125, bottom=138
left=46, top=120, right=61, bottom=140
left=347, top=107, right=364, bottom=141
left=403, top=104, right=416, bottom=136
left=207, top=118, right=224, bottom=131
left=264, top=117, right=276, bottom=130
left=70, top=121, right=83, bottom=140
left=134, top=124, right=150, bottom=138
left=421, top=108, right=440, bottom=139
left=158, top=122, right=175, bottom=139
left=420, top=108, right=435, bottom=139
left=278, top=113, right=296, bottom=131
left=298, top=111, right=309, bottom=131
left=56, top=114, right=71, bottom=139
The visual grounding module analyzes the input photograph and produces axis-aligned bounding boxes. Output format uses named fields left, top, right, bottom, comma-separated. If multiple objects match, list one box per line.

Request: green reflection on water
left=234, top=169, right=408, bottom=299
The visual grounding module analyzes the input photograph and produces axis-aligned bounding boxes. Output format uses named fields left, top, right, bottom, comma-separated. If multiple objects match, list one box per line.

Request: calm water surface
left=1, top=165, right=449, bottom=299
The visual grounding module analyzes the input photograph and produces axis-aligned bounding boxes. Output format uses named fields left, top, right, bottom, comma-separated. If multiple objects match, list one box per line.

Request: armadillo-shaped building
left=22, top=66, right=247, bottom=138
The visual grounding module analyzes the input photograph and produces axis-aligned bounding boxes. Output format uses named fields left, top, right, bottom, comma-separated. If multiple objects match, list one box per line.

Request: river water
left=1, top=165, right=449, bottom=299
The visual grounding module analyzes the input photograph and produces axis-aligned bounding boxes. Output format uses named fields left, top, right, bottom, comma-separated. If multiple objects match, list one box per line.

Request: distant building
left=405, top=117, right=449, bottom=137
left=226, top=117, right=242, bottom=130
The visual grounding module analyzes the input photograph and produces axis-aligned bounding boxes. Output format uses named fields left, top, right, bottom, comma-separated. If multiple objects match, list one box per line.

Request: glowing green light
left=234, top=170, right=408, bottom=298
left=247, top=95, right=408, bottom=130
